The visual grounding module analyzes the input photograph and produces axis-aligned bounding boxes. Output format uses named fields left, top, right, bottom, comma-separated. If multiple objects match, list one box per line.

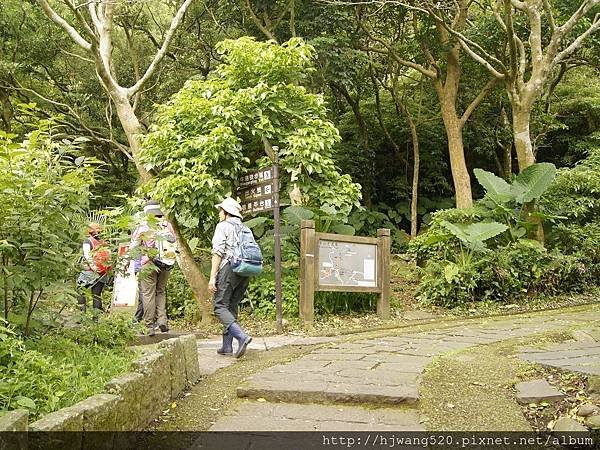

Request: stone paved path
left=519, top=326, right=600, bottom=375
left=196, top=335, right=336, bottom=375
left=207, top=306, right=600, bottom=431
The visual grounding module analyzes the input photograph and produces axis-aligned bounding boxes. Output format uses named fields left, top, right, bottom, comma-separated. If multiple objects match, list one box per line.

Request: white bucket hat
left=143, top=200, right=164, bottom=216
left=215, top=197, right=242, bottom=218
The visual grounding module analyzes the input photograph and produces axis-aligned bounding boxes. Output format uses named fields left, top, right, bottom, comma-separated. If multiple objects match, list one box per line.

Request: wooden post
left=299, top=219, right=316, bottom=323
left=273, top=163, right=282, bottom=333
left=377, top=228, right=391, bottom=320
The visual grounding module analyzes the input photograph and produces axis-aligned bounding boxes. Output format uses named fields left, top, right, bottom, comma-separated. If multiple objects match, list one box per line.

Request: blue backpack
left=229, top=221, right=263, bottom=277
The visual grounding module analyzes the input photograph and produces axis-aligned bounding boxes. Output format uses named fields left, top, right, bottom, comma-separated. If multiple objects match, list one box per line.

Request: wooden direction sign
left=237, top=166, right=278, bottom=215
left=236, top=162, right=284, bottom=333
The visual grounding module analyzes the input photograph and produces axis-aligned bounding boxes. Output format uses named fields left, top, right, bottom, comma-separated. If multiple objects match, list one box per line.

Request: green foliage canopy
left=141, top=37, right=361, bottom=235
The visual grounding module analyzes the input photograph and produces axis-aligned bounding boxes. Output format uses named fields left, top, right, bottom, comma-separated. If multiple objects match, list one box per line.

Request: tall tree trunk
left=170, top=218, right=212, bottom=325
left=0, top=88, right=12, bottom=132
left=113, top=94, right=212, bottom=324
left=511, top=99, right=544, bottom=241
left=440, top=102, right=472, bottom=209
left=512, top=105, right=536, bottom=171
left=112, top=95, right=151, bottom=181
left=407, top=113, right=420, bottom=238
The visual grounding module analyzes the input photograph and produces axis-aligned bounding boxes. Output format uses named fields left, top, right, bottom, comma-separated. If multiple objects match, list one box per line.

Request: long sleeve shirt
left=211, top=217, right=242, bottom=270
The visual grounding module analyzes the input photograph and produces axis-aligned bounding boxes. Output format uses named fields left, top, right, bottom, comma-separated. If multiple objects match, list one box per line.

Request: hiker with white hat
left=209, top=196, right=253, bottom=358
left=129, top=200, right=178, bottom=336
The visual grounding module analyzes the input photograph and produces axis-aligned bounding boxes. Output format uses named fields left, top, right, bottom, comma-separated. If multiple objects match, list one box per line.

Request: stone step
left=237, top=382, right=420, bottom=406
left=210, top=401, right=424, bottom=431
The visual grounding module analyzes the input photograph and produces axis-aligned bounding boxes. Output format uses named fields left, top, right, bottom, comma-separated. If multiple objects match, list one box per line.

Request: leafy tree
left=0, top=121, right=95, bottom=335
left=141, top=37, right=361, bottom=318
left=454, top=0, right=600, bottom=171
left=348, top=0, right=499, bottom=209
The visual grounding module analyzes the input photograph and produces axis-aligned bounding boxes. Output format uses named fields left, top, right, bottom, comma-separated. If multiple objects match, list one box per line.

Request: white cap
left=143, top=200, right=164, bottom=216
left=215, top=197, right=242, bottom=218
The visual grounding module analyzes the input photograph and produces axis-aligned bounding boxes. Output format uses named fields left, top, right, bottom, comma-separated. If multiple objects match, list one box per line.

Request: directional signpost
left=236, top=164, right=283, bottom=332
left=237, top=166, right=277, bottom=215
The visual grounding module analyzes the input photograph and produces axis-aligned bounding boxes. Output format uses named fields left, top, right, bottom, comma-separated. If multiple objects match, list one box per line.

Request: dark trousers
left=78, top=279, right=106, bottom=312
left=213, top=263, right=250, bottom=333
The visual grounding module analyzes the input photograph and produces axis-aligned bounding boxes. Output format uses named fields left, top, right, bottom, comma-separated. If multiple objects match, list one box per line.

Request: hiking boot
left=158, top=323, right=169, bottom=333
left=228, top=322, right=252, bottom=358
left=217, top=332, right=233, bottom=356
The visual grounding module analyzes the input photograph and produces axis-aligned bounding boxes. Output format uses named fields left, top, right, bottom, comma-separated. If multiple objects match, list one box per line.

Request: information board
left=299, top=221, right=390, bottom=323
left=318, top=239, right=377, bottom=288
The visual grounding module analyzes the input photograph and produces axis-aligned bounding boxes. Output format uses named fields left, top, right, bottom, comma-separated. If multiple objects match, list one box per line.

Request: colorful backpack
left=88, top=236, right=112, bottom=275
left=229, top=221, right=263, bottom=277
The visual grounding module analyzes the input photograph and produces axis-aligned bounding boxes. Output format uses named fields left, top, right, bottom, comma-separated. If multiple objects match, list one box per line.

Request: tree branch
left=460, top=77, right=497, bottom=127
left=554, top=13, right=600, bottom=66
left=457, top=39, right=505, bottom=79
left=38, top=0, right=92, bottom=51
left=559, top=0, right=600, bottom=36
left=61, top=0, right=97, bottom=42
left=127, top=0, right=195, bottom=97
left=357, top=16, right=436, bottom=78
left=241, top=0, right=277, bottom=41
left=541, top=0, right=556, bottom=35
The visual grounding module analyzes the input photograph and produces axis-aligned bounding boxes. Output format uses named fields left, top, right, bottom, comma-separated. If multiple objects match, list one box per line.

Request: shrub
left=166, top=267, right=200, bottom=323
left=242, top=272, right=299, bottom=319
left=0, top=316, right=135, bottom=419
left=0, top=124, right=96, bottom=334
left=547, top=223, right=600, bottom=284
left=416, top=241, right=586, bottom=307
left=543, top=139, right=600, bottom=224
left=416, top=259, right=482, bottom=307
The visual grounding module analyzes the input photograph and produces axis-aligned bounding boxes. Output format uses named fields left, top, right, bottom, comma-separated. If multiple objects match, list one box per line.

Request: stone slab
left=238, top=380, right=419, bottom=405
left=105, top=372, right=146, bottom=430
left=519, top=341, right=600, bottom=376
left=210, top=402, right=424, bottom=431
left=158, top=337, right=187, bottom=399
left=69, top=394, right=119, bottom=449
left=516, top=380, right=564, bottom=404
left=0, top=409, right=27, bottom=431
left=179, top=334, right=201, bottom=385
left=553, top=416, right=588, bottom=433
left=586, top=415, right=600, bottom=429
left=132, top=350, right=171, bottom=425
left=71, top=393, right=119, bottom=431
left=29, top=406, right=83, bottom=432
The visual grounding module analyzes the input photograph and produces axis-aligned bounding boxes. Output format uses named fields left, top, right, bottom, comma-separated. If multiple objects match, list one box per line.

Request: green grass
left=1, top=315, right=137, bottom=420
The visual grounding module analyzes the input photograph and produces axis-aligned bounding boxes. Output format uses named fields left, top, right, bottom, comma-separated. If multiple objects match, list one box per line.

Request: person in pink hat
left=208, top=197, right=252, bottom=358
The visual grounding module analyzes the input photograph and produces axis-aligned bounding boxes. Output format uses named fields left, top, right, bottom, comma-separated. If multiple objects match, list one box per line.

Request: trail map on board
left=318, top=239, right=377, bottom=287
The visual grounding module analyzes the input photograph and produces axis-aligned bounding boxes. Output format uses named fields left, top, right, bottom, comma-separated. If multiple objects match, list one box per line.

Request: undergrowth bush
left=242, top=272, right=299, bottom=319
left=0, top=316, right=135, bottom=419
left=166, top=267, right=200, bottom=323
left=412, top=159, right=599, bottom=307
left=416, top=241, right=585, bottom=307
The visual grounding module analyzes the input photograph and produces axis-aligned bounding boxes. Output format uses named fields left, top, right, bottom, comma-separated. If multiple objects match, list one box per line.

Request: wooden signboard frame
left=299, top=219, right=390, bottom=323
